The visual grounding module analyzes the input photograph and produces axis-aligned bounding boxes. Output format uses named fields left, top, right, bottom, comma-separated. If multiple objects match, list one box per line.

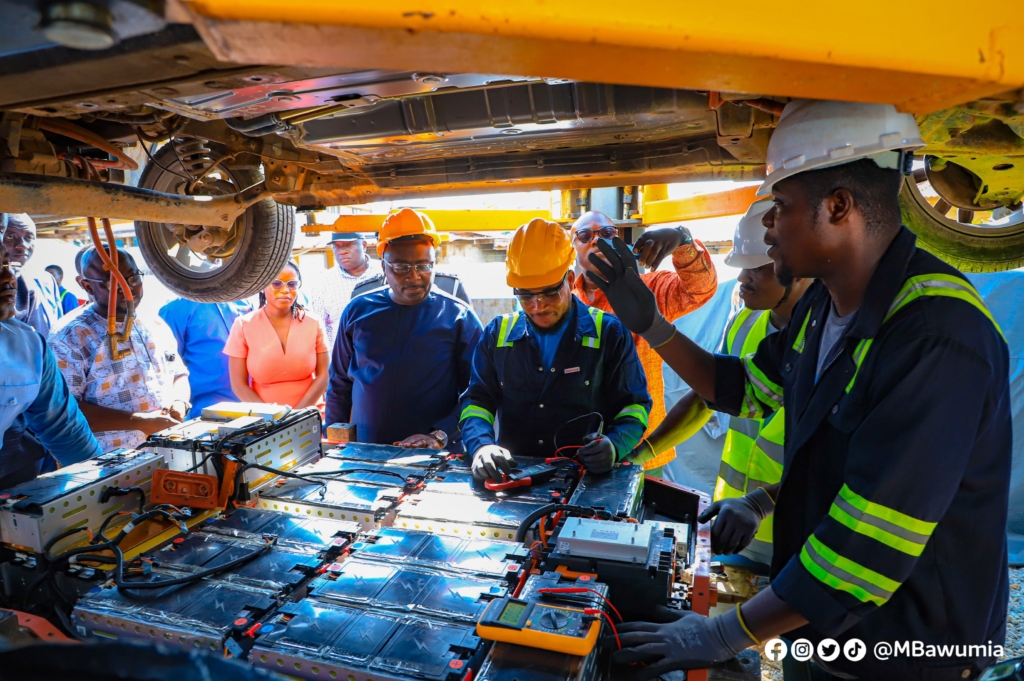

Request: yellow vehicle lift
left=174, top=0, right=1024, bottom=114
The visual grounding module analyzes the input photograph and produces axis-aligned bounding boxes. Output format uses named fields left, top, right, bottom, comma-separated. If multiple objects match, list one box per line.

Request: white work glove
left=472, top=445, right=517, bottom=482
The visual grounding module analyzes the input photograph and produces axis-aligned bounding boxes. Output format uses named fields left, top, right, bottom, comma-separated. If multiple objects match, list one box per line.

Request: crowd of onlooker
left=1, top=207, right=715, bottom=488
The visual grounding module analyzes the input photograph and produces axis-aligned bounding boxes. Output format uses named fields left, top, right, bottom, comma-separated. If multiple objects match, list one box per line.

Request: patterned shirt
left=306, top=263, right=373, bottom=351
left=48, top=305, right=189, bottom=451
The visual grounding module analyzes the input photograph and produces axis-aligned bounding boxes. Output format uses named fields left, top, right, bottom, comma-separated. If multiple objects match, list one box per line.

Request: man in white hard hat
left=636, top=198, right=811, bottom=573
left=589, top=100, right=1010, bottom=681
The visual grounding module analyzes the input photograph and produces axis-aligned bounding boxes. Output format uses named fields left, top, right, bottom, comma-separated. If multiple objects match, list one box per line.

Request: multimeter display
left=499, top=601, right=527, bottom=625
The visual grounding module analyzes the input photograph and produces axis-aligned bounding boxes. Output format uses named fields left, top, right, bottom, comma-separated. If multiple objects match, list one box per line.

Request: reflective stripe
left=753, top=433, right=784, bottom=465
left=727, top=417, right=762, bottom=440
left=582, top=307, right=604, bottom=348
left=830, top=495, right=931, bottom=557
left=726, top=308, right=760, bottom=356
left=846, top=274, right=1003, bottom=393
left=743, top=356, right=783, bottom=409
left=886, top=274, right=1004, bottom=340
left=496, top=312, right=520, bottom=348
left=800, top=534, right=897, bottom=606
left=459, top=405, right=495, bottom=425
left=615, top=403, right=650, bottom=428
left=791, top=309, right=812, bottom=353
left=717, top=461, right=747, bottom=493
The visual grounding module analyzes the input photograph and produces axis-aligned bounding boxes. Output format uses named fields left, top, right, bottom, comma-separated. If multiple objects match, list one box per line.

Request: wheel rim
left=909, top=160, right=1024, bottom=239
left=140, top=139, right=251, bottom=282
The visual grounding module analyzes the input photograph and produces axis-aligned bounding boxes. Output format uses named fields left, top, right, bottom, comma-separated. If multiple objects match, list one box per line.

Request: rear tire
left=135, top=141, right=294, bottom=302
left=899, top=176, right=1024, bottom=273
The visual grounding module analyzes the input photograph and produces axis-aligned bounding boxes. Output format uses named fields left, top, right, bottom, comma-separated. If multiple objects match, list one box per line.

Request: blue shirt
left=0, top=318, right=101, bottom=473
left=534, top=316, right=569, bottom=371
left=460, top=298, right=652, bottom=461
left=326, top=289, right=483, bottom=446
left=159, top=299, right=252, bottom=415
left=57, top=286, right=79, bottom=315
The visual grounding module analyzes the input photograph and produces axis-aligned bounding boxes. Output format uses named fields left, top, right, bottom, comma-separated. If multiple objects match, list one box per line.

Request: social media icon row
left=764, top=638, right=867, bottom=662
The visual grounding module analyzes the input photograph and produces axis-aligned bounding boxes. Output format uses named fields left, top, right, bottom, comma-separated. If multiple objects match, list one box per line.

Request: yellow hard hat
left=506, top=218, right=574, bottom=289
left=376, top=207, right=441, bottom=258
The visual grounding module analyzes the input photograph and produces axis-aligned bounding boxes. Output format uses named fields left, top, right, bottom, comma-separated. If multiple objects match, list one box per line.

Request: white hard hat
left=757, top=100, right=925, bottom=196
left=724, top=198, right=774, bottom=269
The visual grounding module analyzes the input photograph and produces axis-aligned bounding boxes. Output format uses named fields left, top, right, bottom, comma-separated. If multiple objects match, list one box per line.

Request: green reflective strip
left=496, top=312, right=520, bottom=348
left=459, top=405, right=495, bottom=425
left=847, top=274, right=1006, bottom=393
left=582, top=308, right=604, bottom=348
left=886, top=274, right=1005, bottom=341
left=743, top=356, right=783, bottom=409
left=791, top=309, right=812, bottom=353
left=738, top=392, right=764, bottom=420
left=844, top=338, right=874, bottom=393
left=615, top=403, right=649, bottom=428
left=838, top=483, right=937, bottom=538
left=829, top=496, right=930, bottom=557
left=801, top=535, right=897, bottom=606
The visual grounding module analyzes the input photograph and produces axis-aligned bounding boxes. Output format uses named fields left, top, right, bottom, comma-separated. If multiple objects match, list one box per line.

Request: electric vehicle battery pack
left=309, top=559, right=508, bottom=623
left=72, top=579, right=276, bottom=652
left=199, top=508, right=362, bottom=557
left=250, top=599, right=488, bottom=681
left=347, top=527, right=529, bottom=580
left=394, top=492, right=552, bottom=542
left=324, top=442, right=446, bottom=470
left=421, top=465, right=577, bottom=504
left=566, top=461, right=644, bottom=519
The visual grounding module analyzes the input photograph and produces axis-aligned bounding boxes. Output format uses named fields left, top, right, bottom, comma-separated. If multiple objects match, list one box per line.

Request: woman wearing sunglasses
left=224, top=262, right=329, bottom=409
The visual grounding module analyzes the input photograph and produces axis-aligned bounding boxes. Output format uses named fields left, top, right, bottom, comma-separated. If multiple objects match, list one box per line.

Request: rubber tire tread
left=899, top=176, right=1024, bottom=273
left=135, top=146, right=294, bottom=302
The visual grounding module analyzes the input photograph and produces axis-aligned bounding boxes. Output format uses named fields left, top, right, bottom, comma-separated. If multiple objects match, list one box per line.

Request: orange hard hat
left=376, top=208, right=441, bottom=258
left=506, top=218, right=574, bottom=289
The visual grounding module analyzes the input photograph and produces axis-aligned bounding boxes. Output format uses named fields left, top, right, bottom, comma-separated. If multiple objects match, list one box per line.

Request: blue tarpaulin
left=662, top=271, right=1024, bottom=556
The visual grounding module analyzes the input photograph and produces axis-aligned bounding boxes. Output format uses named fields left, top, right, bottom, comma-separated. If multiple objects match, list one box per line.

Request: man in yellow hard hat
left=459, top=218, right=651, bottom=481
left=326, top=208, right=483, bottom=449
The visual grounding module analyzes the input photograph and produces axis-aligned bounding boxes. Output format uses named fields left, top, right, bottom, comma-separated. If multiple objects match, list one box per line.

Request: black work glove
left=577, top=433, right=615, bottom=475
left=633, top=226, right=693, bottom=270
left=612, top=605, right=756, bottom=680
left=586, top=238, right=675, bottom=347
left=697, top=487, right=776, bottom=555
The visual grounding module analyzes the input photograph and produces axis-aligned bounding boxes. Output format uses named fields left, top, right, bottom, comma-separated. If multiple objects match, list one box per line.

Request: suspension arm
left=0, top=173, right=271, bottom=227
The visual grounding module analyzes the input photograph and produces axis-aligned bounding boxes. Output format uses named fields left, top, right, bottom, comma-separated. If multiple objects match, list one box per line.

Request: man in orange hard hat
left=460, top=218, right=651, bottom=482
left=571, top=211, right=717, bottom=472
left=326, top=208, right=483, bottom=449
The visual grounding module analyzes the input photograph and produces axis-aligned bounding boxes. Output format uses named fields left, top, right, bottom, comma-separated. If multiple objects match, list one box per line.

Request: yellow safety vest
left=713, top=307, right=784, bottom=562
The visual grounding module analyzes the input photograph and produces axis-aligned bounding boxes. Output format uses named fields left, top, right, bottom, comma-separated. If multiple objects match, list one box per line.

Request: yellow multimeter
left=476, top=596, right=600, bottom=656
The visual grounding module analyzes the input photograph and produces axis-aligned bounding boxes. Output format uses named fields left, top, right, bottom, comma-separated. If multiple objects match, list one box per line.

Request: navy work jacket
left=461, top=297, right=651, bottom=461
left=713, top=228, right=1010, bottom=680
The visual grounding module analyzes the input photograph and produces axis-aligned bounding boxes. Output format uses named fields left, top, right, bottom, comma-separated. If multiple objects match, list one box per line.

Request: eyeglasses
left=385, top=261, right=434, bottom=275
left=270, top=279, right=301, bottom=291
left=514, top=274, right=568, bottom=302
left=82, top=274, right=144, bottom=288
left=572, top=226, right=618, bottom=244
left=0, top=261, right=22, bottom=274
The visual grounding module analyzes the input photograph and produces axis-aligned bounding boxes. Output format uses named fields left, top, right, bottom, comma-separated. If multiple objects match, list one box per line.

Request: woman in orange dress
left=224, top=262, right=329, bottom=409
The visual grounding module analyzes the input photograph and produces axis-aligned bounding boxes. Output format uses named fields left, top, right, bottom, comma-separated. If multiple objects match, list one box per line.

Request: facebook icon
left=765, top=638, right=788, bottom=662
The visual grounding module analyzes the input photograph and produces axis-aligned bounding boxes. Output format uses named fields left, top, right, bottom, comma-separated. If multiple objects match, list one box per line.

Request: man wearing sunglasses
left=460, top=218, right=651, bottom=482
left=326, top=208, right=483, bottom=450
left=48, top=247, right=191, bottom=451
left=0, top=214, right=101, bottom=489
left=571, top=211, right=717, bottom=472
